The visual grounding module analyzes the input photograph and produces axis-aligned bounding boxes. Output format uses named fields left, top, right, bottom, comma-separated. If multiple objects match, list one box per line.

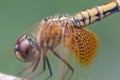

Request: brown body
left=34, top=0, right=120, bottom=66
left=34, top=15, right=98, bottom=66
left=14, top=0, right=120, bottom=80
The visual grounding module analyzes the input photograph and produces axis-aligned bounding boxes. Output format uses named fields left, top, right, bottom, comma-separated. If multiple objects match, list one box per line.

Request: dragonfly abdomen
left=72, top=0, right=120, bottom=27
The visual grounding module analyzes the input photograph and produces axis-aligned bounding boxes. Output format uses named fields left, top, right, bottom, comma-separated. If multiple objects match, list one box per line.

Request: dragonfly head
left=14, top=35, right=39, bottom=62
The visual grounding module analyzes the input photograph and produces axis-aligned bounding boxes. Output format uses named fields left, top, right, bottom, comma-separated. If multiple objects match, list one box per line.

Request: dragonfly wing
left=64, top=27, right=98, bottom=80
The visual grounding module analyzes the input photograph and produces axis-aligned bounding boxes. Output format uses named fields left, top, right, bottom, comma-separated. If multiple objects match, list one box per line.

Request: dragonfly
left=14, top=0, right=120, bottom=80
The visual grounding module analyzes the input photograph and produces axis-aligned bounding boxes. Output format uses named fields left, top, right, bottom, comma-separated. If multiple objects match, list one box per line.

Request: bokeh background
left=0, top=0, right=120, bottom=80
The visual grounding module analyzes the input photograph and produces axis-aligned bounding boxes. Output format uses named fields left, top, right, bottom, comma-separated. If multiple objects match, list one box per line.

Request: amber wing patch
left=65, top=28, right=98, bottom=66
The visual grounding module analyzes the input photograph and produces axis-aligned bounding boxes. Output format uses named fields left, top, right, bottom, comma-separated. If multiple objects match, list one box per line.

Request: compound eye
left=14, top=35, right=32, bottom=62
left=17, top=35, right=27, bottom=44
left=18, top=39, right=31, bottom=54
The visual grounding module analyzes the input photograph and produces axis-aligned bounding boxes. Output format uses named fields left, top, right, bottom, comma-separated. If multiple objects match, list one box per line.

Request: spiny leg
left=27, top=58, right=41, bottom=80
left=60, top=61, right=68, bottom=80
left=30, top=55, right=52, bottom=80
left=63, top=67, right=71, bottom=80
left=51, top=49, right=74, bottom=80
left=45, top=56, right=53, bottom=80
left=17, top=63, right=33, bottom=76
left=38, top=55, right=46, bottom=76
left=29, top=56, right=46, bottom=80
left=17, top=57, right=39, bottom=77
left=60, top=64, right=71, bottom=80
left=21, top=58, right=40, bottom=80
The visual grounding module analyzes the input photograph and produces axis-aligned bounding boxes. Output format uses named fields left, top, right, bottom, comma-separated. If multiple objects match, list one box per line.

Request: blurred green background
left=0, top=0, right=120, bottom=80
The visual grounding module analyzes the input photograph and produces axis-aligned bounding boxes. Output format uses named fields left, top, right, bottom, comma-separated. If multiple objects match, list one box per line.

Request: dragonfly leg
left=19, top=57, right=40, bottom=80
left=31, top=55, right=52, bottom=80
left=45, top=56, right=53, bottom=80
left=29, top=54, right=47, bottom=80
left=51, top=49, right=74, bottom=80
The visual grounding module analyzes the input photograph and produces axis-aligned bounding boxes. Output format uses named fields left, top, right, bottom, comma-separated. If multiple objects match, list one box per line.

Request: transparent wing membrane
left=54, top=27, right=98, bottom=80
